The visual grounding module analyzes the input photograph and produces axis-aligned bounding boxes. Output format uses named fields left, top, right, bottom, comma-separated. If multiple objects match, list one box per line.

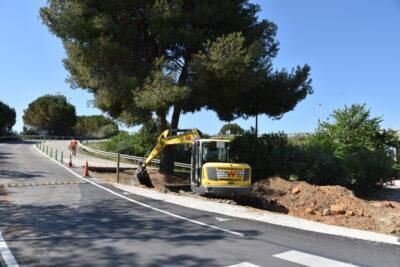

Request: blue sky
left=1, top=0, right=399, bottom=134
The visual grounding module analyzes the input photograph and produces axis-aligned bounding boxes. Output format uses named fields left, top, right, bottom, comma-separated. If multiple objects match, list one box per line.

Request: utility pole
left=255, top=114, right=258, bottom=137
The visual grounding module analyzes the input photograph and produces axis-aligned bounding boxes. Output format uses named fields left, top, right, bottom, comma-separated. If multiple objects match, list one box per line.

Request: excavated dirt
left=251, top=177, right=400, bottom=237
left=93, top=169, right=400, bottom=237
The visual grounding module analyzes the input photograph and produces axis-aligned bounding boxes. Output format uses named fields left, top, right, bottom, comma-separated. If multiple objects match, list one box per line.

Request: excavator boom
left=135, top=128, right=202, bottom=187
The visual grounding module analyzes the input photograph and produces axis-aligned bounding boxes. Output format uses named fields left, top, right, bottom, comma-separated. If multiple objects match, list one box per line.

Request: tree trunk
left=155, top=111, right=173, bottom=174
left=159, top=62, right=188, bottom=174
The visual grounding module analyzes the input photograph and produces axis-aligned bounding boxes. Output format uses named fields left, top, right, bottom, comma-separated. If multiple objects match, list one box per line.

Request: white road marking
left=227, top=262, right=260, bottom=267
left=0, top=232, right=19, bottom=267
left=34, top=146, right=244, bottom=237
left=274, top=250, right=359, bottom=267
left=216, top=217, right=231, bottom=222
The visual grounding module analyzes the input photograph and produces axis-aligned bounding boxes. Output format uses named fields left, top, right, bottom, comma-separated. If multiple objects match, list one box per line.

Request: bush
left=103, top=132, right=148, bottom=155
left=292, top=143, right=346, bottom=186
left=231, top=130, right=345, bottom=185
left=231, top=130, right=295, bottom=180
left=344, top=149, right=394, bottom=193
left=103, top=123, right=192, bottom=163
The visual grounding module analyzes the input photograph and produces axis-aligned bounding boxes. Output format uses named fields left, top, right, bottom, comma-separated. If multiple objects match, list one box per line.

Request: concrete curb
left=33, top=144, right=400, bottom=246
left=112, top=183, right=400, bottom=246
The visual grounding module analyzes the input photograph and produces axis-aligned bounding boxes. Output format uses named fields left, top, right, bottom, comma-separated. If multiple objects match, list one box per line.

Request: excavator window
left=201, top=142, right=229, bottom=163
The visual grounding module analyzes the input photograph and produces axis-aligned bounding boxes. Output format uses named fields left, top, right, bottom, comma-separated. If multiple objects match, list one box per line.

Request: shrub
left=231, top=130, right=346, bottom=185
left=344, top=149, right=394, bottom=194
left=104, top=132, right=148, bottom=156
left=292, top=143, right=346, bottom=186
left=230, top=130, right=294, bottom=180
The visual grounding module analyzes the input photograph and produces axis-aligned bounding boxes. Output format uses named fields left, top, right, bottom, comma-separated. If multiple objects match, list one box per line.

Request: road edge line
left=0, top=232, right=19, bottom=267
left=113, top=181, right=400, bottom=246
left=33, top=145, right=244, bottom=237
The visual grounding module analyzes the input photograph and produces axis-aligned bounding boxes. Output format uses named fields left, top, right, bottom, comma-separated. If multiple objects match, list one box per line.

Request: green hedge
left=230, top=130, right=397, bottom=195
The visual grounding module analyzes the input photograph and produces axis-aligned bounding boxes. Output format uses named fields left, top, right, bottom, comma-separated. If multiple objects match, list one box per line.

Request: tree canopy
left=40, top=0, right=312, bottom=172
left=0, top=100, right=16, bottom=135
left=75, top=115, right=119, bottom=138
left=312, top=104, right=399, bottom=157
left=23, top=94, right=77, bottom=135
left=219, top=123, right=245, bottom=135
left=40, top=0, right=312, bottom=126
left=310, top=104, right=399, bottom=193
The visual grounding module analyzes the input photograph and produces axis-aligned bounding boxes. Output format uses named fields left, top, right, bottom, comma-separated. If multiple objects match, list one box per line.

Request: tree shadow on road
left=0, top=188, right=258, bottom=266
left=0, top=170, right=45, bottom=181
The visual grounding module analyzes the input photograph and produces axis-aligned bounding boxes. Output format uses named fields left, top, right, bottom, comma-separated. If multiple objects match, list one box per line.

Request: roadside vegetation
left=0, top=100, right=16, bottom=136
left=75, top=115, right=119, bottom=138
left=232, top=104, right=399, bottom=195
left=23, top=94, right=77, bottom=135
left=21, top=94, right=119, bottom=138
left=96, top=104, right=399, bottom=196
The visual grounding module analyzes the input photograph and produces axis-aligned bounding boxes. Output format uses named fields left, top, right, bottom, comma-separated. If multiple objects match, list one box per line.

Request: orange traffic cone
left=83, top=161, right=90, bottom=177
left=68, top=154, right=73, bottom=167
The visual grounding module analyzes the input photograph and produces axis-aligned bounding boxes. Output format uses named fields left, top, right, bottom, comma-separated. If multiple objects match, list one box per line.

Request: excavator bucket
left=135, top=166, right=154, bottom=188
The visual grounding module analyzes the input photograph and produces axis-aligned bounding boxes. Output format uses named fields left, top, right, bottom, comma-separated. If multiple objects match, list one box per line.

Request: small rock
left=373, top=201, right=395, bottom=209
left=322, top=208, right=331, bottom=216
left=330, top=204, right=346, bottom=215
left=358, top=209, right=364, bottom=216
left=385, top=202, right=395, bottom=208
left=346, top=210, right=355, bottom=217
left=305, top=207, right=315, bottom=215
left=292, top=186, right=301, bottom=194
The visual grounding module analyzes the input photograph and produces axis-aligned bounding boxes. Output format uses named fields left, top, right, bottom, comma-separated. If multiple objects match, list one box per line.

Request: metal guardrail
left=78, top=141, right=191, bottom=169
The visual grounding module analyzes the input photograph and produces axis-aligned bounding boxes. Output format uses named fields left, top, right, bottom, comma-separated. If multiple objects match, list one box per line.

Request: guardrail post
left=61, top=151, right=63, bottom=163
left=46, top=146, right=48, bottom=155
left=50, top=147, right=53, bottom=158
left=55, top=149, right=58, bottom=161
left=116, top=152, right=120, bottom=183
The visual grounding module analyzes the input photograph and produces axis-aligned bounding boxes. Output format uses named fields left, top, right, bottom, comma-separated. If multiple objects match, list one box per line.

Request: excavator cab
left=190, top=139, right=252, bottom=196
left=136, top=128, right=252, bottom=196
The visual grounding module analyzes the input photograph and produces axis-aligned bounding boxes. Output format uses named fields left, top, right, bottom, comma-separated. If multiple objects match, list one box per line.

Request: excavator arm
left=135, top=129, right=202, bottom=187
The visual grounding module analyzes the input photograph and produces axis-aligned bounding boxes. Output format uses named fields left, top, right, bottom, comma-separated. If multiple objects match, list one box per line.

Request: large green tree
left=219, top=123, right=245, bottom=136
left=0, top=101, right=16, bottom=135
left=311, top=104, right=398, bottom=193
left=40, top=0, right=312, bottom=173
left=23, top=95, right=77, bottom=135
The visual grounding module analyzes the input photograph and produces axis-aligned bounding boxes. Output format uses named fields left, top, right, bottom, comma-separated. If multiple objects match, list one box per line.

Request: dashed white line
left=274, top=250, right=359, bottom=267
left=227, top=262, right=260, bottom=267
left=216, top=217, right=231, bottom=222
left=0, top=232, right=19, bottom=267
left=34, top=145, right=244, bottom=237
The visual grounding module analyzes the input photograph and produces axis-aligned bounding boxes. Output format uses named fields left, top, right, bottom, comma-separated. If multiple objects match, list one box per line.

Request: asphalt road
left=0, top=141, right=399, bottom=267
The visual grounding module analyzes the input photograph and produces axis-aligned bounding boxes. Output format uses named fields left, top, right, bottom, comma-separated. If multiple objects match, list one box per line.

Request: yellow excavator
left=135, top=128, right=252, bottom=196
